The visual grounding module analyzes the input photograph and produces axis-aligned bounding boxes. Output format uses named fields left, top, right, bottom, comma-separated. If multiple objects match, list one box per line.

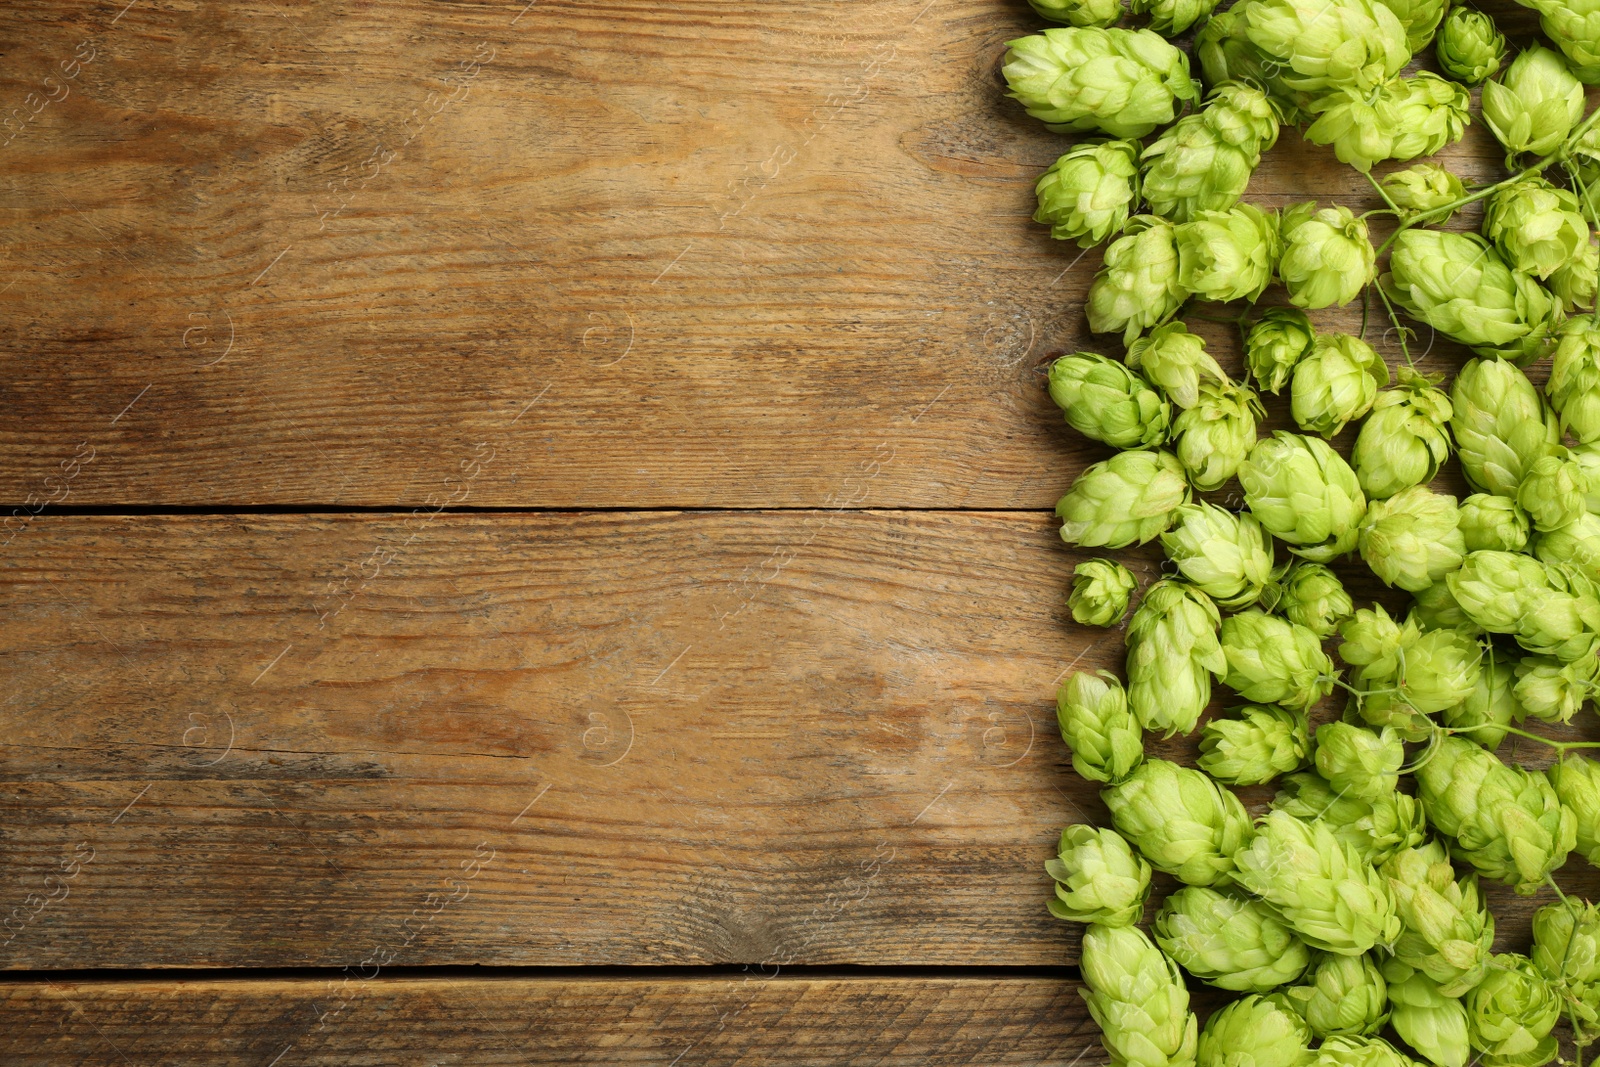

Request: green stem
left=1446, top=722, right=1600, bottom=756
left=1373, top=282, right=1417, bottom=369
left=1361, top=169, right=1402, bottom=215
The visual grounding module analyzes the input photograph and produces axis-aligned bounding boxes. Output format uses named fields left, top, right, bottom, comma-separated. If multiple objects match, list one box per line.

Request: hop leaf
left=1090, top=216, right=1188, bottom=343
left=1198, top=703, right=1311, bottom=786
left=1057, top=449, right=1191, bottom=549
left=1046, top=824, right=1152, bottom=926
left=1126, top=580, right=1226, bottom=736
left=1279, top=204, right=1375, bottom=309
left=1283, top=954, right=1390, bottom=1038
left=1103, top=758, right=1251, bottom=887
left=1160, top=503, right=1275, bottom=610
left=1003, top=27, right=1201, bottom=137
left=1071, top=558, right=1139, bottom=627
left=1057, top=670, right=1145, bottom=784
left=1080, top=923, right=1201, bottom=1067
left=1435, top=7, right=1505, bottom=85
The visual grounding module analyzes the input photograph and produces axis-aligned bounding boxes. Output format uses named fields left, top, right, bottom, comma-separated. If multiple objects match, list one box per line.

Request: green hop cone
left=1414, top=735, right=1577, bottom=895
left=1246, top=307, right=1315, bottom=394
left=1242, top=0, right=1410, bottom=95
left=1413, top=580, right=1482, bottom=634
left=1057, top=670, right=1144, bottom=785
left=1284, top=953, right=1390, bottom=1038
left=1574, top=441, right=1600, bottom=512
left=1156, top=888, right=1312, bottom=992
left=1531, top=899, right=1600, bottom=1031
left=1058, top=449, right=1191, bottom=549
left=1142, top=83, right=1281, bottom=223
left=1357, top=486, right=1465, bottom=592
left=1437, top=7, right=1505, bottom=84
left=1070, top=558, right=1138, bottom=627
left=1090, top=217, right=1188, bottom=344
left=1048, top=352, right=1173, bottom=449
left=1260, top=561, right=1353, bottom=639
left=1516, top=449, right=1588, bottom=534
left=1196, top=9, right=1319, bottom=122
left=1028, top=0, right=1125, bottom=27
left=1128, top=322, right=1227, bottom=410
left=1313, top=1037, right=1416, bottom=1067
left=1338, top=603, right=1413, bottom=679
left=1126, top=580, right=1226, bottom=736
left=1313, top=723, right=1402, bottom=802
left=1175, top=203, right=1279, bottom=303
left=1198, top=703, right=1311, bottom=786
left=1292, top=333, right=1389, bottom=438
left=1440, top=651, right=1518, bottom=751
left=1383, top=959, right=1471, bottom=1067
left=1394, top=625, right=1483, bottom=719
left=1279, top=204, right=1376, bottom=310
left=1536, top=511, right=1600, bottom=584
left=1338, top=609, right=1454, bottom=743
left=1160, top=503, right=1275, bottom=610
left=1353, top=369, right=1454, bottom=500
left=1526, top=0, right=1600, bottom=84
left=1550, top=239, right=1598, bottom=313
left=1459, top=494, right=1531, bottom=553
left=1576, top=128, right=1600, bottom=224
left=1384, top=232, right=1563, bottom=366
left=1383, top=839, right=1495, bottom=997
left=1003, top=27, right=1201, bottom=138
left=1548, top=316, right=1600, bottom=443
left=1103, top=758, right=1251, bottom=887
left=1132, top=0, right=1219, bottom=37
left=1304, top=73, right=1469, bottom=173
left=1080, top=923, right=1201, bottom=1067
left=1197, top=994, right=1314, bottom=1067
left=1046, top=824, right=1152, bottom=926
left=1512, top=654, right=1588, bottom=724
left=1240, top=432, right=1367, bottom=562
left=1482, top=44, right=1584, bottom=158
left=1232, top=808, right=1402, bottom=956
left=1219, top=610, right=1336, bottom=712
left=1483, top=177, right=1591, bottom=281
left=1464, top=954, right=1562, bottom=1067
left=1450, top=358, right=1561, bottom=496
left=1548, top=756, right=1600, bottom=865
left=1272, top=771, right=1427, bottom=865
left=1382, top=164, right=1468, bottom=224
left=1375, top=0, right=1448, bottom=50
left=1448, top=550, right=1600, bottom=664
left=1172, top=380, right=1263, bottom=491
left=1034, top=141, right=1141, bottom=248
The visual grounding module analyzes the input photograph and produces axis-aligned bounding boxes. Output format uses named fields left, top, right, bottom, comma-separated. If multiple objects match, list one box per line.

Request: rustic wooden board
left=0, top=0, right=1523, bottom=510
left=0, top=975, right=1095, bottom=1065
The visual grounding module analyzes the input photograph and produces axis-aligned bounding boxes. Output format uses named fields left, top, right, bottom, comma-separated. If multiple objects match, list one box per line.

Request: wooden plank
left=0, top=0, right=1526, bottom=510
left=0, top=975, right=1096, bottom=1065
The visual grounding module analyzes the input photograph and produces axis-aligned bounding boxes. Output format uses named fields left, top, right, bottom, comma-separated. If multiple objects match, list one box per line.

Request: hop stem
left=1445, top=722, right=1600, bottom=756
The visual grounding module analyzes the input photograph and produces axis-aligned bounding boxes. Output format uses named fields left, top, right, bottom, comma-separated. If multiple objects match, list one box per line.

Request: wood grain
left=0, top=975, right=1096, bottom=1065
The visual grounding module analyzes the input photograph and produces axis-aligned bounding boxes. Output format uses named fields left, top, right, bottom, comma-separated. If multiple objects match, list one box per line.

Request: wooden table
left=0, top=0, right=1595, bottom=1062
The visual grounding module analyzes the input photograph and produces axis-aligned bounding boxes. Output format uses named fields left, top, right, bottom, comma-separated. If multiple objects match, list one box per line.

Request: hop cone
left=1242, top=0, right=1410, bottom=95
left=1142, top=83, right=1281, bottom=223
left=1272, top=770, right=1427, bottom=866
left=1448, top=550, right=1600, bottom=664
left=1132, top=0, right=1221, bottom=39
left=1358, top=486, right=1465, bottom=592
left=1536, top=511, right=1600, bottom=586
left=1103, top=758, right=1251, bottom=887
left=1126, top=580, right=1226, bottom=736
left=1548, top=316, right=1600, bottom=444
left=1057, top=449, right=1190, bottom=549
left=1304, top=73, right=1468, bottom=173
left=1383, top=959, right=1471, bottom=1067
left=1548, top=756, right=1600, bottom=865
left=1292, top=333, right=1389, bottom=438
left=1197, top=994, right=1314, bottom=1067
left=1482, top=44, right=1584, bottom=158
left=1284, top=953, right=1390, bottom=1038
left=1246, top=308, right=1315, bottom=394
left=1464, top=954, right=1561, bottom=1067
left=1161, top=504, right=1274, bottom=610
left=1035, top=141, right=1141, bottom=248
left=1090, top=217, right=1187, bottom=343
left=1550, top=240, right=1598, bottom=312
left=1003, top=27, right=1201, bottom=137
left=1312, top=1036, right=1415, bottom=1067
left=1049, top=353, right=1172, bottom=449
left=1483, top=177, right=1590, bottom=281
left=1259, top=561, right=1353, bottom=638
left=1071, top=558, right=1138, bottom=627
left=1057, top=670, right=1144, bottom=784
left=1517, top=449, right=1588, bottom=534
left=1414, top=735, right=1576, bottom=895
left=1413, top=580, right=1481, bottom=634
left=1233, top=810, right=1401, bottom=955
left=1338, top=603, right=1414, bottom=680
left=1436, top=8, right=1504, bottom=85
left=1028, top=0, right=1124, bottom=28
left=1156, top=887, right=1312, bottom=992
left=1314, top=723, right=1402, bottom=802
left=1531, top=900, right=1600, bottom=1032
left=1385, top=231, right=1562, bottom=366
left=1239, top=432, right=1367, bottom=562
left=1574, top=441, right=1600, bottom=512
left=1220, top=610, right=1336, bottom=712
left=1172, top=380, right=1263, bottom=492
left=1196, top=9, right=1318, bottom=122
left=1523, top=0, right=1600, bottom=83
left=1383, top=839, right=1495, bottom=997
left=1382, top=164, right=1468, bottom=224
left=1440, top=651, right=1518, bottom=751
left=1128, top=321, right=1228, bottom=410
left=1353, top=368, right=1453, bottom=500
left=1198, top=703, right=1311, bottom=786
left=1459, top=494, right=1530, bottom=553
left=1080, top=923, right=1201, bottom=1067
left=1450, top=358, right=1561, bottom=496
left=1512, top=654, right=1588, bottom=724
left=1046, top=824, right=1152, bottom=926
left=1175, top=203, right=1279, bottom=304
left=1279, top=204, right=1375, bottom=310
left=1393, top=625, right=1483, bottom=720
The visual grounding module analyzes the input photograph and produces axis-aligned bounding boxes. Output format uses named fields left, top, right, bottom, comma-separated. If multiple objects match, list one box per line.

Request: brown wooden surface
left=0, top=975, right=1095, bottom=1065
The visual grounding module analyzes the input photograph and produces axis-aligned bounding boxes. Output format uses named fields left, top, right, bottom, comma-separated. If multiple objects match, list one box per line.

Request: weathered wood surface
left=0, top=975, right=1097, bottom=1065
left=0, top=0, right=1524, bottom=511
